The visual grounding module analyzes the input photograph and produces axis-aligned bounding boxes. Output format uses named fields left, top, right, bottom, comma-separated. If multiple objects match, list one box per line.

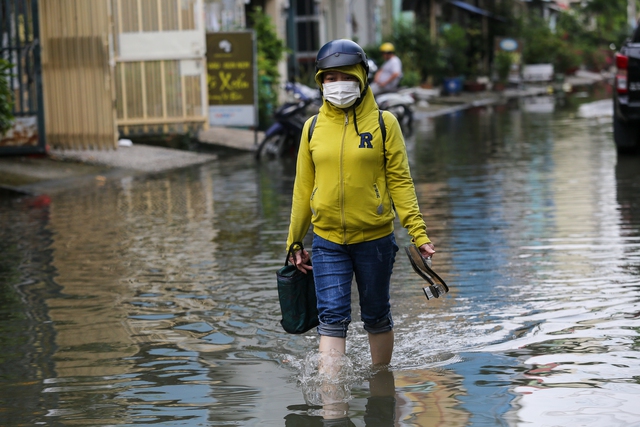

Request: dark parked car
left=613, top=21, right=640, bottom=154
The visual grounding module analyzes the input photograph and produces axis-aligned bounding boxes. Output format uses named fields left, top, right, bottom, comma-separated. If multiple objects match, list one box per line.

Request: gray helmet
left=315, top=39, right=369, bottom=75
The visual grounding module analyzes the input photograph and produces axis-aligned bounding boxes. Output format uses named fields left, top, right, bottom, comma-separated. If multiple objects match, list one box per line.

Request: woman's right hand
left=290, top=249, right=313, bottom=274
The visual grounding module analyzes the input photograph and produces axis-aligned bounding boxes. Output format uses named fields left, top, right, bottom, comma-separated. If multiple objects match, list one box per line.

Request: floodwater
left=1, top=93, right=639, bottom=426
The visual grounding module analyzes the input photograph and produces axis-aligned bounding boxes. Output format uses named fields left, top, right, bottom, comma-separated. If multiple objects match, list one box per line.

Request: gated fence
left=39, top=0, right=118, bottom=150
left=0, top=0, right=46, bottom=154
left=1, top=0, right=207, bottom=154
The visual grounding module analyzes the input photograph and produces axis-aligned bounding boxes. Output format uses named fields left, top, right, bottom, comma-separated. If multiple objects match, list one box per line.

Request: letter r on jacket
left=359, top=133, right=373, bottom=149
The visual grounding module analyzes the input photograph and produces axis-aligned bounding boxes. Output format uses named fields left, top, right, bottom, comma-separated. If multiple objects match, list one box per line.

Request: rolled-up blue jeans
left=311, top=233, right=398, bottom=338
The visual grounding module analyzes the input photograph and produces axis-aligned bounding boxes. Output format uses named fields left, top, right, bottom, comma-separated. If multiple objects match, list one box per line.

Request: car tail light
left=616, top=53, right=628, bottom=94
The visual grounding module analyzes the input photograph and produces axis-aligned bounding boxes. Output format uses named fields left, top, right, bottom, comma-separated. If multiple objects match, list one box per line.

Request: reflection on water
left=1, top=96, right=640, bottom=426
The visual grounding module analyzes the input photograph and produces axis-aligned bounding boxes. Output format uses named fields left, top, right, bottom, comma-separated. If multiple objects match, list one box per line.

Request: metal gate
left=38, top=0, right=117, bottom=150
left=2, top=0, right=204, bottom=152
left=0, top=0, right=46, bottom=154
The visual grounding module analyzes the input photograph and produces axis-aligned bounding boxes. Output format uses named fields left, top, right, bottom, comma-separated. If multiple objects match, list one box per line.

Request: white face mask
left=322, top=81, right=361, bottom=108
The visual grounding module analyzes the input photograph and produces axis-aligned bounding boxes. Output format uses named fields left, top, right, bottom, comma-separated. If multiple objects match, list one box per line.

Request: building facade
left=203, top=0, right=394, bottom=85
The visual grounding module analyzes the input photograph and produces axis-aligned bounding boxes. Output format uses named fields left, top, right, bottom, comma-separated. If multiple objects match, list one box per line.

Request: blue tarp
left=448, top=0, right=506, bottom=21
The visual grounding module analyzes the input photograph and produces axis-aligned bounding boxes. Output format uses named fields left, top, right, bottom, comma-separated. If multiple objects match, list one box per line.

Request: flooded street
left=1, top=94, right=639, bottom=426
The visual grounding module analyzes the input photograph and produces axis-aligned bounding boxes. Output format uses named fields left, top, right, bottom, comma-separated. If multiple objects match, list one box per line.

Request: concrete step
left=198, top=127, right=264, bottom=152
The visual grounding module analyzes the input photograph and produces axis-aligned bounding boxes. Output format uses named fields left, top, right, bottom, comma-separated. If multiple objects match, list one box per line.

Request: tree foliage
left=582, top=0, right=632, bottom=45
left=508, top=0, right=638, bottom=72
left=370, top=21, right=470, bottom=86
left=248, top=7, right=288, bottom=129
left=440, top=24, right=469, bottom=77
left=388, top=21, right=441, bottom=84
left=517, top=16, right=563, bottom=64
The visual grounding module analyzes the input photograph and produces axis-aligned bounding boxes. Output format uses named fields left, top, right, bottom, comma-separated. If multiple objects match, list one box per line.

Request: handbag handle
left=285, top=241, right=305, bottom=266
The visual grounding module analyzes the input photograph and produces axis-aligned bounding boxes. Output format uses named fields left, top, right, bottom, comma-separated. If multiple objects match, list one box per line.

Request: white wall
left=204, top=0, right=247, bottom=31
left=319, top=0, right=385, bottom=48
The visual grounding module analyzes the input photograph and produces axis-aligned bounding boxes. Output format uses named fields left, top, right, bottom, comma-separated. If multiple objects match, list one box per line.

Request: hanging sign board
left=206, top=31, right=257, bottom=127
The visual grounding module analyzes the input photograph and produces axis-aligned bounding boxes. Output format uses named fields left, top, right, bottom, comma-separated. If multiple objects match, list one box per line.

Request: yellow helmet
left=380, top=42, right=395, bottom=53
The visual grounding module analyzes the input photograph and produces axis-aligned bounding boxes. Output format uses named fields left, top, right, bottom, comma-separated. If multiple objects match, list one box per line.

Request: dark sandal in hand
left=405, top=244, right=449, bottom=300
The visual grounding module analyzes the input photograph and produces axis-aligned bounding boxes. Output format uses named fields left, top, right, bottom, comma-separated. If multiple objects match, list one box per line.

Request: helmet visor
left=316, top=51, right=365, bottom=71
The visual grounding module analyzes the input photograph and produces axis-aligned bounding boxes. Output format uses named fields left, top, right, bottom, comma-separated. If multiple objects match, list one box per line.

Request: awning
left=448, top=0, right=506, bottom=21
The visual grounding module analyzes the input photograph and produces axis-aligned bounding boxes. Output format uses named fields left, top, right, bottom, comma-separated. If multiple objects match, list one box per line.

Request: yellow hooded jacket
left=286, top=64, right=430, bottom=249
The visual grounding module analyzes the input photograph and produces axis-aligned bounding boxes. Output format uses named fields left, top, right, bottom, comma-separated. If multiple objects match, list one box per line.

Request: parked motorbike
left=255, top=82, right=320, bottom=161
left=368, top=59, right=415, bottom=135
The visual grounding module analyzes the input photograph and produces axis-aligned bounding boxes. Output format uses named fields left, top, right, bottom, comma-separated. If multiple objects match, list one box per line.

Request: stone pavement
left=198, top=126, right=264, bottom=152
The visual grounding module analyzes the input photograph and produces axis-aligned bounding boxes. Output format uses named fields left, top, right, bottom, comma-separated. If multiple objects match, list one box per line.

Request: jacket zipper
left=310, top=188, right=318, bottom=216
left=340, top=112, right=348, bottom=243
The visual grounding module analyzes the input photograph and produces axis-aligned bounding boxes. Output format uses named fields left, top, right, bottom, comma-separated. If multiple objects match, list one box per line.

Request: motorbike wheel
left=255, top=132, right=288, bottom=160
left=387, top=105, right=413, bottom=136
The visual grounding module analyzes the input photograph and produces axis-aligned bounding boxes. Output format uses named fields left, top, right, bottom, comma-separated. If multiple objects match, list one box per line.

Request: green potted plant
left=494, top=50, right=513, bottom=91
left=440, top=24, right=468, bottom=95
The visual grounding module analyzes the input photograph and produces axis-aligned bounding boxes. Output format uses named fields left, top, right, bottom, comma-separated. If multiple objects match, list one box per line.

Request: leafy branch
left=249, top=7, right=288, bottom=129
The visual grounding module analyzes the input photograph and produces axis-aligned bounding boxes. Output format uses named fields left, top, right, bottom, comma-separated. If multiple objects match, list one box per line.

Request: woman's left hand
left=419, top=242, right=435, bottom=259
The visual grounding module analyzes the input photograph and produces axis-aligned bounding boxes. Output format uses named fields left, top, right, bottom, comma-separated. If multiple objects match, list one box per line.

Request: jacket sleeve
left=285, top=117, right=316, bottom=251
left=382, top=111, right=431, bottom=247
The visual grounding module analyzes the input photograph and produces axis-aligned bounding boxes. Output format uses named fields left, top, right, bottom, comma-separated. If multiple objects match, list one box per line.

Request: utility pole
left=428, top=0, right=438, bottom=87
left=629, top=0, right=637, bottom=29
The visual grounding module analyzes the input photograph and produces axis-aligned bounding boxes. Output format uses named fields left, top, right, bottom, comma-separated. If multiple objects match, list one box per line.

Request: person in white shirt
left=371, top=42, right=403, bottom=96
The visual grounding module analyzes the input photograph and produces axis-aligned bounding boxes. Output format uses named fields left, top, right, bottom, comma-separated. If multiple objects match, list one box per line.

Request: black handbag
left=277, top=242, right=319, bottom=334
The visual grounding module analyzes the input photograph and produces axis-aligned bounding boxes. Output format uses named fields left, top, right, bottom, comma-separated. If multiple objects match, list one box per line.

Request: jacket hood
left=315, top=63, right=378, bottom=130
left=315, top=63, right=368, bottom=93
